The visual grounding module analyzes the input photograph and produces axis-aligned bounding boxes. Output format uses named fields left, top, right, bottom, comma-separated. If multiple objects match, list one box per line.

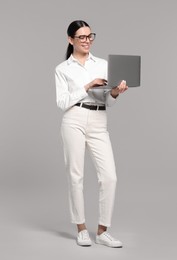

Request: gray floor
left=1, top=174, right=176, bottom=260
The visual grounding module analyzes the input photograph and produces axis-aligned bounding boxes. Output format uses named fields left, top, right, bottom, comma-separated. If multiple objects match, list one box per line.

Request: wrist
left=85, top=82, right=92, bottom=92
left=111, top=89, right=119, bottom=98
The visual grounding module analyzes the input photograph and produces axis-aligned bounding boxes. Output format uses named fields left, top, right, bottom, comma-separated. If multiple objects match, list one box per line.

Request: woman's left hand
left=111, top=80, right=128, bottom=98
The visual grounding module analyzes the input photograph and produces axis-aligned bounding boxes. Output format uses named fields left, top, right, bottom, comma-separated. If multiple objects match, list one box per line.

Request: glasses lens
left=79, top=35, right=85, bottom=41
left=89, top=33, right=96, bottom=41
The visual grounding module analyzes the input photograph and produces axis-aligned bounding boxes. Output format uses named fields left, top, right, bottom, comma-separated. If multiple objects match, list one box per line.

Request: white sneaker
left=76, top=230, right=92, bottom=246
left=96, top=231, right=123, bottom=248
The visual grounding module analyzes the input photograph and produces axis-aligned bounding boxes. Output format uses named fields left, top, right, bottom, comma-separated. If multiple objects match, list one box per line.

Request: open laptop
left=99, top=54, right=141, bottom=89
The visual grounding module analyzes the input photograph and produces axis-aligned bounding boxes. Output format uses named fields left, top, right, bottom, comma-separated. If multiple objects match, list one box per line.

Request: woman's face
left=69, top=26, right=93, bottom=55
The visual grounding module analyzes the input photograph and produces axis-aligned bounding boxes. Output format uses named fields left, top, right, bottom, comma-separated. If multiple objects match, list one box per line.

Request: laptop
left=98, top=54, right=141, bottom=89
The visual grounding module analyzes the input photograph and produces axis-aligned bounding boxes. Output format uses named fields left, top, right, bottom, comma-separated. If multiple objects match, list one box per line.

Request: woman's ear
left=68, top=36, right=74, bottom=45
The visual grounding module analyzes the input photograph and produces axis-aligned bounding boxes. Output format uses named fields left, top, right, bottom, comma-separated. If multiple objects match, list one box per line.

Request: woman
left=55, top=20, right=128, bottom=247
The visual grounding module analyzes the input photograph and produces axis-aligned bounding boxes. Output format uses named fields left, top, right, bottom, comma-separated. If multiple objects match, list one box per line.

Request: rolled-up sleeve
left=55, top=68, right=88, bottom=111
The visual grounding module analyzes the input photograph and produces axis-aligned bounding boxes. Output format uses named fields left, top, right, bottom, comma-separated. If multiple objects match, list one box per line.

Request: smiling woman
left=68, top=26, right=93, bottom=63
left=55, top=20, right=128, bottom=247
left=66, top=20, right=94, bottom=60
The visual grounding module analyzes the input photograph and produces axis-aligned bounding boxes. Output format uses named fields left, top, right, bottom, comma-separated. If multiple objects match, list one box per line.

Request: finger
left=117, top=87, right=123, bottom=93
left=120, top=86, right=127, bottom=93
left=118, top=81, right=126, bottom=89
left=120, top=80, right=126, bottom=86
left=121, top=87, right=128, bottom=92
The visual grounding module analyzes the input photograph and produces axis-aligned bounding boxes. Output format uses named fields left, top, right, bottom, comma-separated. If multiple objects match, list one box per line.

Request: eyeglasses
left=74, top=33, right=96, bottom=42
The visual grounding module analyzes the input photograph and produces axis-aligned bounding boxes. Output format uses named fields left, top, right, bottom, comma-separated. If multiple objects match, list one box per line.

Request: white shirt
left=55, top=53, right=117, bottom=111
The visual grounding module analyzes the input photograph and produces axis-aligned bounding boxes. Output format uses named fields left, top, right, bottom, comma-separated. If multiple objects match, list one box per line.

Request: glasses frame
left=73, top=33, right=96, bottom=42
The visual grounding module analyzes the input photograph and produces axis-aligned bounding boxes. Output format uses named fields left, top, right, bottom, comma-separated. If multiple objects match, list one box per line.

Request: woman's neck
left=72, top=52, right=89, bottom=65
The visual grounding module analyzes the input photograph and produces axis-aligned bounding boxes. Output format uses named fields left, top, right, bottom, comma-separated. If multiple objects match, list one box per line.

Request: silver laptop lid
left=107, top=54, right=141, bottom=88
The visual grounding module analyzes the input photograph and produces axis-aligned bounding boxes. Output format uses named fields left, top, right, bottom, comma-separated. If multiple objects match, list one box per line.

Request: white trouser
left=61, top=105, right=117, bottom=227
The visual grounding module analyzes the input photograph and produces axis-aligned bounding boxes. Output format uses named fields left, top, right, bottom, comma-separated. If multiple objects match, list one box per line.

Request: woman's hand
left=84, top=78, right=107, bottom=91
left=111, top=80, right=128, bottom=98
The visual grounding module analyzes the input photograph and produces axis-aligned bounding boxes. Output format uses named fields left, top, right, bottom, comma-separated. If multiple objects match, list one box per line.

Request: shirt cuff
left=80, top=86, right=88, bottom=98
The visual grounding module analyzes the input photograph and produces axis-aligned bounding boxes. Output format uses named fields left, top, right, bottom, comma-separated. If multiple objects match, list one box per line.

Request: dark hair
left=65, top=20, right=90, bottom=60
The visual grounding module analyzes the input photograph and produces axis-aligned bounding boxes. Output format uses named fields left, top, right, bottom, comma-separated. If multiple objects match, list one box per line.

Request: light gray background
left=0, top=0, right=177, bottom=259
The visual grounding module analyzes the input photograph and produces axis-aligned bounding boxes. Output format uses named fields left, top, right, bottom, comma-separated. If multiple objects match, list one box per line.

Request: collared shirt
left=55, top=53, right=117, bottom=111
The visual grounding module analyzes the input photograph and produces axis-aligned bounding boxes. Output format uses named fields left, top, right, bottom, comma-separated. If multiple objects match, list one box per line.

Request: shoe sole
left=78, top=244, right=92, bottom=247
left=77, top=243, right=92, bottom=247
left=95, top=240, right=123, bottom=248
left=76, top=241, right=92, bottom=247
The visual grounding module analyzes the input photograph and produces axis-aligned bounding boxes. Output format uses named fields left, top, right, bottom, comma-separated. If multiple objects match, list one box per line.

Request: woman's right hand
left=84, top=78, right=107, bottom=91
